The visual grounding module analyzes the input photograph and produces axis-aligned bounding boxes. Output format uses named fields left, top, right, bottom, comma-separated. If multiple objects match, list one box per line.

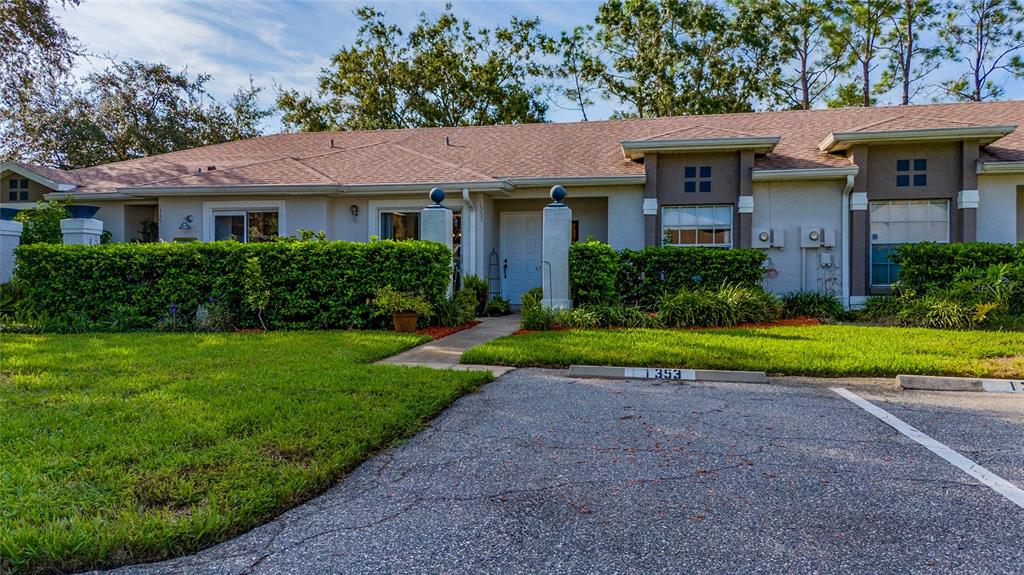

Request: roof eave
left=340, top=180, right=514, bottom=197
left=43, top=191, right=131, bottom=200
left=819, top=125, right=1018, bottom=153
left=620, top=137, right=781, bottom=160
left=750, top=167, right=860, bottom=182
left=1, top=161, right=78, bottom=192
left=977, top=160, right=1024, bottom=175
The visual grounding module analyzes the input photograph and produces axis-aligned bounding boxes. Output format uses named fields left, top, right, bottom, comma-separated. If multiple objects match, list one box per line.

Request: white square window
left=662, top=205, right=733, bottom=248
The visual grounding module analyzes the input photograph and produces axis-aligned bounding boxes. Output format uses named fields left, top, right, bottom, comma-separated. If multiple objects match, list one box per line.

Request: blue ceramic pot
left=67, top=205, right=101, bottom=219
left=0, top=207, right=21, bottom=221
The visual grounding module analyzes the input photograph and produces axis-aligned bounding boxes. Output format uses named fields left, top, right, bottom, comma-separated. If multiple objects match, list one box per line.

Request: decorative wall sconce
left=179, top=215, right=194, bottom=230
left=350, top=204, right=359, bottom=217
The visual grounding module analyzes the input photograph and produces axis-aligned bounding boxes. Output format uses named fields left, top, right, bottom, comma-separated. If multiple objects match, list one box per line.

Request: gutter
left=621, top=136, right=780, bottom=159
left=819, top=125, right=1017, bottom=152
left=44, top=191, right=133, bottom=201
left=750, top=167, right=859, bottom=181
left=976, top=161, right=1024, bottom=175
left=841, top=174, right=855, bottom=309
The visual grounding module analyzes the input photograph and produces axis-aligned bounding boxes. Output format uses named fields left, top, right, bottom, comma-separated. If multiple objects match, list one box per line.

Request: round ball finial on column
left=549, top=185, right=567, bottom=205
left=429, top=187, right=445, bottom=207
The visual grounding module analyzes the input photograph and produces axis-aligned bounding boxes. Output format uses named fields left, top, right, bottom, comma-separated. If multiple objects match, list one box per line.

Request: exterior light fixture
left=179, top=215, right=193, bottom=230
left=350, top=204, right=359, bottom=217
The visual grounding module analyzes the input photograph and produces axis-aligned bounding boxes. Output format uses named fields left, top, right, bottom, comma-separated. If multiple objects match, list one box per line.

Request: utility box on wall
left=752, top=228, right=785, bottom=249
left=799, top=226, right=836, bottom=248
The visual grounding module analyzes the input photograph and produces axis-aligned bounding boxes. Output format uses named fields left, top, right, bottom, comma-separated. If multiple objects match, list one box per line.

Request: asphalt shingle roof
left=17, top=100, right=1024, bottom=193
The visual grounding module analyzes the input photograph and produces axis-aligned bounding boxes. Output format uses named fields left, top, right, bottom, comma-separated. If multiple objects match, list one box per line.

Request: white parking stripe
left=832, top=387, right=1024, bottom=511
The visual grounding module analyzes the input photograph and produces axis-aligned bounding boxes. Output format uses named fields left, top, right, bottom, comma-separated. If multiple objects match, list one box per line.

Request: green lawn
left=461, top=324, right=1024, bottom=378
left=0, top=331, right=490, bottom=574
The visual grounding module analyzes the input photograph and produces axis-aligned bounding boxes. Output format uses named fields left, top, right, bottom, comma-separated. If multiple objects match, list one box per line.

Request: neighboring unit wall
left=752, top=180, right=845, bottom=295
left=977, top=174, right=1023, bottom=244
left=123, top=204, right=159, bottom=242
left=607, top=188, right=644, bottom=250
left=94, top=203, right=125, bottom=243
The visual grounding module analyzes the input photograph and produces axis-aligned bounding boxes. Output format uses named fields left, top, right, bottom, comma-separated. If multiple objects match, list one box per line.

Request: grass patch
left=0, top=331, right=490, bottom=574
left=461, top=324, right=1024, bottom=378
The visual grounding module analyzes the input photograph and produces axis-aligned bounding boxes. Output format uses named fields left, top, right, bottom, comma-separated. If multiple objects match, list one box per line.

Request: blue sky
left=55, top=0, right=1024, bottom=132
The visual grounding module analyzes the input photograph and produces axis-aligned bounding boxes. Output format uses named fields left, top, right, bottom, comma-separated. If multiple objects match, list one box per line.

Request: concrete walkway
left=378, top=314, right=520, bottom=376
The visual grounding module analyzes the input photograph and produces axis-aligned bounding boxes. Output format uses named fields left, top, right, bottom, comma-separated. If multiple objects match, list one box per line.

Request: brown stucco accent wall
left=1, top=174, right=50, bottom=204
left=646, top=151, right=742, bottom=247
left=850, top=141, right=980, bottom=296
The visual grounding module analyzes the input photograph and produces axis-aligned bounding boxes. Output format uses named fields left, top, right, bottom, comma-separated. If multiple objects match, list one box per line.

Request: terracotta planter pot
left=393, top=312, right=419, bottom=333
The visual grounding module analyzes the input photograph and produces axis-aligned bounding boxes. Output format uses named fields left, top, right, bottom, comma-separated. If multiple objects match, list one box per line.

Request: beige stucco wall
left=1, top=173, right=49, bottom=204
left=977, top=174, right=1023, bottom=244
left=158, top=195, right=331, bottom=241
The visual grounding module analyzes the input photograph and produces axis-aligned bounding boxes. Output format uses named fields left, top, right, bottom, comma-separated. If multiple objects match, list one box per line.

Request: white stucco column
left=542, top=185, right=572, bottom=309
left=60, top=218, right=103, bottom=245
left=0, top=219, right=23, bottom=283
left=421, top=187, right=454, bottom=295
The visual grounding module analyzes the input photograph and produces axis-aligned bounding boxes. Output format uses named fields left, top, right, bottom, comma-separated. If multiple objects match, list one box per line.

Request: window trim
left=896, top=158, right=927, bottom=188
left=683, top=165, right=712, bottom=194
left=202, top=200, right=285, bottom=242
left=661, top=204, right=733, bottom=248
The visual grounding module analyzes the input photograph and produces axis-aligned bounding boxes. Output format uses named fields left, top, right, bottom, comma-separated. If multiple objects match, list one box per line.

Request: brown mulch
left=417, top=320, right=481, bottom=339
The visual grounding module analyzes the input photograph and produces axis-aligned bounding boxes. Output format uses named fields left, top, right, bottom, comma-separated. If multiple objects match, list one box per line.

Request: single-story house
left=2, top=100, right=1023, bottom=307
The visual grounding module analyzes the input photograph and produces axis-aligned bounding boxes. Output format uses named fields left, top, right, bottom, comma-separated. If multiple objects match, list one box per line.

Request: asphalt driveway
left=100, top=369, right=1024, bottom=575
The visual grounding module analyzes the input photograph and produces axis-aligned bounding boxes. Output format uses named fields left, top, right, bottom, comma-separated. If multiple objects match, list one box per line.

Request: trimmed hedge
left=570, top=241, right=766, bottom=306
left=14, top=240, right=451, bottom=329
left=893, top=242, right=1024, bottom=293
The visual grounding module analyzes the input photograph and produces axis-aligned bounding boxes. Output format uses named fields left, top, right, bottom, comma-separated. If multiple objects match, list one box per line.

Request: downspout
left=462, top=188, right=475, bottom=279
left=841, top=174, right=855, bottom=309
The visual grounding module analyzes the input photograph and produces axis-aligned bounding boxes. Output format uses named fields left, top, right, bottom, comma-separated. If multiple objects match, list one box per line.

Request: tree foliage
left=775, top=0, right=845, bottom=109
left=878, top=0, right=944, bottom=105
left=586, top=0, right=788, bottom=117
left=277, top=4, right=551, bottom=131
left=4, top=60, right=273, bottom=169
left=825, top=0, right=900, bottom=108
left=939, top=0, right=1024, bottom=101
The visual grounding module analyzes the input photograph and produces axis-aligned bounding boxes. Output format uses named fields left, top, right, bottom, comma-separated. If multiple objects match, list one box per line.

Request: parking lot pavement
left=103, top=369, right=1024, bottom=575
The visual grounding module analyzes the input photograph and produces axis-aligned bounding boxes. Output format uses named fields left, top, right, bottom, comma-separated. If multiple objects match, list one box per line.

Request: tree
left=776, top=0, right=847, bottom=109
left=825, top=0, right=899, bottom=107
left=589, top=0, right=788, bottom=117
left=549, top=26, right=600, bottom=121
left=3, top=60, right=272, bottom=169
left=0, top=0, right=83, bottom=166
left=879, top=0, right=944, bottom=104
left=277, top=4, right=551, bottom=131
left=939, top=0, right=1024, bottom=101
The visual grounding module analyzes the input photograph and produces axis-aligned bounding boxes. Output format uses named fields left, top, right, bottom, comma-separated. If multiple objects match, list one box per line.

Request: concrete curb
left=898, top=374, right=1024, bottom=393
left=567, top=365, right=768, bottom=384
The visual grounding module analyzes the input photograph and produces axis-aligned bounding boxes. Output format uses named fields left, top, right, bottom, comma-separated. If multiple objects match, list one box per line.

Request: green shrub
left=434, top=287, right=477, bottom=327
left=592, top=304, right=663, bottom=329
left=520, top=287, right=556, bottom=331
left=373, top=285, right=433, bottom=318
left=893, top=242, right=1023, bottom=293
left=569, top=240, right=621, bottom=305
left=15, top=240, right=451, bottom=330
left=618, top=246, right=766, bottom=305
left=781, top=290, right=845, bottom=319
left=553, top=306, right=601, bottom=329
left=861, top=296, right=903, bottom=321
left=484, top=296, right=512, bottom=316
left=568, top=243, right=766, bottom=307
left=14, top=199, right=70, bottom=245
left=193, top=300, right=236, bottom=332
left=657, top=289, right=740, bottom=328
left=718, top=283, right=783, bottom=324
left=461, top=275, right=489, bottom=315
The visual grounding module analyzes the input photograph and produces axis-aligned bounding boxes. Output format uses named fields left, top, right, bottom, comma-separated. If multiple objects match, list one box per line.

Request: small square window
left=699, top=166, right=711, bottom=178
left=7, top=180, right=15, bottom=189
left=19, top=179, right=28, bottom=189
left=913, top=173, right=927, bottom=186
left=913, top=159, right=927, bottom=171
left=7, top=191, right=16, bottom=201
left=699, top=180, right=711, bottom=193
left=684, top=166, right=696, bottom=178
left=19, top=191, right=28, bottom=201
left=896, top=159, right=910, bottom=172
left=684, top=181, right=696, bottom=193
left=896, top=174, right=910, bottom=187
